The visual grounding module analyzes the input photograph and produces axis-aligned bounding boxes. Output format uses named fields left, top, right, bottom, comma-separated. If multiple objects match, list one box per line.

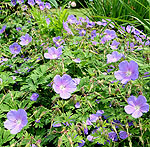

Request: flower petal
left=7, top=110, right=18, bottom=121
left=124, top=105, right=135, bottom=114
left=4, top=120, right=17, bottom=130
left=135, top=95, right=147, bottom=106
left=10, top=125, right=22, bottom=134
left=60, top=91, right=71, bottom=99
left=132, top=110, right=142, bottom=118
left=118, top=61, right=129, bottom=71
left=127, top=96, right=137, bottom=106
left=140, top=103, right=149, bottom=113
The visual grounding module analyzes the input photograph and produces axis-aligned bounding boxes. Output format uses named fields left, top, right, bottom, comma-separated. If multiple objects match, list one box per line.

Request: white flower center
left=126, top=71, right=132, bottom=77
left=17, top=119, right=21, bottom=125
left=52, top=54, right=57, bottom=59
left=135, top=105, right=140, bottom=111
left=60, top=85, right=65, bottom=90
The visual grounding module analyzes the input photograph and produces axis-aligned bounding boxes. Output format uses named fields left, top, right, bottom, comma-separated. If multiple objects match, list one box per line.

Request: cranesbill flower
left=124, top=95, right=149, bottom=118
left=39, top=2, right=45, bottom=10
left=44, top=46, right=62, bottom=59
left=20, top=34, right=32, bottom=45
left=46, top=18, right=50, bottom=25
left=63, top=21, right=74, bottom=35
left=53, top=74, right=77, bottom=99
left=0, top=25, right=6, bottom=34
left=108, top=131, right=118, bottom=141
left=4, top=109, right=28, bottom=134
left=9, top=42, right=21, bottom=54
left=16, top=27, right=22, bottom=31
left=119, top=131, right=128, bottom=139
left=11, top=0, right=17, bottom=6
left=53, top=36, right=64, bottom=47
left=73, top=58, right=81, bottom=63
left=107, top=51, right=123, bottom=64
left=103, top=29, right=117, bottom=41
left=89, top=110, right=104, bottom=122
left=114, top=60, right=139, bottom=84
left=126, top=25, right=133, bottom=33
left=45, top=2, right=51, bottom=9
left=28, top=0, right=35, bottom=6
left=67, top=15, right=77, bottom=24
left=73, top=78, right=80, bottom=85
left=35, top=0, right=41, bottom=4
left=79, top=29, right=86, bottom=36
left=17, top=0, right=24, bottom=4
left=77, top=140, right=85, bottom=147
left=91, top=30, right=96, bottom=40
left=30, top=93, right=39, bottom=101
left=0, top=78, right=2, bottom=84
left=110, top=40, right=120, bottom=49
left=52, top=122, right=61, bottom=127
left=75, top=102, right=80, bottom=108
left=118, top=26, right=126, bottom=34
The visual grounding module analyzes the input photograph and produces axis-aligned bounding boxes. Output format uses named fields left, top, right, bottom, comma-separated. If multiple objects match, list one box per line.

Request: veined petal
left=132, top=110, right=142, bottom=118
left=136, top=95, right=147, bottom=106
left=127, top=96, right=137, bottom=106
left=124, top=105, right=135, bottom=114
left=140, top=103, right=149, bottom=113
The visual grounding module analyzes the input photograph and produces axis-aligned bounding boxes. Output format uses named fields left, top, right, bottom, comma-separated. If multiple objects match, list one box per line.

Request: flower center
left=135, top=105, right=140, bottom=111
left=17, top=119, right=21, bottom=125
left=126, top=71, right=132, bottom=77
left=52, top=54, right=57, bottom=59
left=60, top=85, right=65, bottom=90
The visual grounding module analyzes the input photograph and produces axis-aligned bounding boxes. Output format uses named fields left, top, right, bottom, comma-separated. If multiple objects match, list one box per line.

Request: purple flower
left=16, top=27, right=22, bottom=31
left=20, top=34, right=32, bottom=46
left=0, top=25, right=6, bottom=34
left=67, top=15, right=77, bottom=24
left=39, top=2, right=45, bottom=10
left=53, top=74, right=77, bottom=99
left=86, top=118, right=92, bottom=125
left=35, top=0, right=41, bottom=4
left=4, top=109, right=28, bottom=134
left=28, top=0, right=35, bottom=6
left=89, top=110, right=104, bottom=122
left=118, top=26, right=126, bottom=34
left=107, top=51, right=123, bottom=64
left=53, top=36, right=64, bottom=47
left=86, top=21, right=95, bottom=28
left=75, top=102, right=80, bottom=108
left=91, top=30, right=97, bottom=40
left=0, top=78, right=2, bottom=84
left=63, top=21, right=74, bottom=35
left=52, top=122, right=61, bottom=127
left=30, top=93, right=39, bottom=101
left=119, top=131, right=128, bottom=139
left=127, top=41, right=135, bottom=51
left=114, top=60, right=139, bottom=84
left=73, top=58, right=81, bottom=63
left=103, top=29, right=117, bottom=41
left=9, top=42, right=21, bottom=54
left=73, top=78, right=80, bottom=85
left=124, top=95, right=149, bottom=118
left=79, top=29, right=86, bottom=36
left=110, top=40, right=120, bottom=49
left=17, top=0, right=24, bottom=4
left=45, top=2, right=51, bottom=9
left=126, top=25, right=133, bottom=33
left=84, top=127, right=88, bottom=135
left=44, top=46, right=62, bottom=59
left=77, top=140, right=85, bottom=147
left=108, top=131, right=118, bottom=141
left=11, top=0, right=17, bottom=6
left=87, top=135, right=94, bottom=141
left=46, top=18, right=50, bottom=25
